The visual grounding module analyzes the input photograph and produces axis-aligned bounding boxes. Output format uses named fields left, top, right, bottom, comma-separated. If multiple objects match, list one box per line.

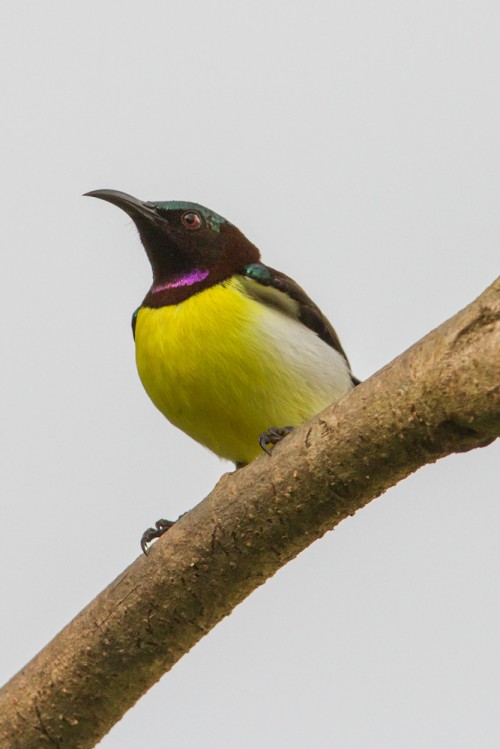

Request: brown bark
left=0, top=278, right=498, bottom=749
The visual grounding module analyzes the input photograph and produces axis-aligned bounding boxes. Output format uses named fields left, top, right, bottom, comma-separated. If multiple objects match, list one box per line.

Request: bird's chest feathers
left=135, top=279, right=271, bottom=429
left=134, top=276, right=351, bottom=463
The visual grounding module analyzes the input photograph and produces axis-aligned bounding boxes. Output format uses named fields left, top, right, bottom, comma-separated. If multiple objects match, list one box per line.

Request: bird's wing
left=240, top=263, right=358, bottom=381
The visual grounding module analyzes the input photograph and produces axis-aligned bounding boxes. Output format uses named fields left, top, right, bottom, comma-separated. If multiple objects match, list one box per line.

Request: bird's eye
left=181, top=211, right=202, bottom=230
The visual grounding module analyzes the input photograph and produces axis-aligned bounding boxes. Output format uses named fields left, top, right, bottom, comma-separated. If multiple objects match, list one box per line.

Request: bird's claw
left=140, top=518, right=175, bottom=555
left=258, top=425, right=295, bottom=455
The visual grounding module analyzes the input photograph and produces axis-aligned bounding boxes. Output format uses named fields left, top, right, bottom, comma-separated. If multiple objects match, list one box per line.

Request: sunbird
left=86, top=190, right=358, bottom=547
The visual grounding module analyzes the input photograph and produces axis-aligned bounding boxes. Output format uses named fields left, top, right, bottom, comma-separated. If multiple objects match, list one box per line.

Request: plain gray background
left=1, top=1, right=498, bottom=747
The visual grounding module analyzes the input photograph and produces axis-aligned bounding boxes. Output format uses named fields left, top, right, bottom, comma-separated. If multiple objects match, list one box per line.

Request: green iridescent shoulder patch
left=131, top=307, right=140, bottom=338
left=243, top=263, right=273, bottom=282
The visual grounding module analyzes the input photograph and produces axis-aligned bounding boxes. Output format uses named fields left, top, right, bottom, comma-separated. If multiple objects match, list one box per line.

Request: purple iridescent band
left=153, top=268, right=209, bottom=293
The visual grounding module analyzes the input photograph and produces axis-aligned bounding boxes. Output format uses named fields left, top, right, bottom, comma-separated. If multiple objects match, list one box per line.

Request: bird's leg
left=259, top=425, right=295, bottom=456
left=141, top=517, right=176, bottom=555
left=141, top=437, right=288, bottom=554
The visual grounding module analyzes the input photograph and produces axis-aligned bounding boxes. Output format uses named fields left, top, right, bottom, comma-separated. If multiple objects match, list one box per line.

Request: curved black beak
left=84, top=189, right=162, bottom=222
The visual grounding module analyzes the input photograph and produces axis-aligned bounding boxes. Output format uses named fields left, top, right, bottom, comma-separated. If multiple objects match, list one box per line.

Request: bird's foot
left=259, top=425, right=295, bottom=456
left=141, top=518, right=175, bottom=555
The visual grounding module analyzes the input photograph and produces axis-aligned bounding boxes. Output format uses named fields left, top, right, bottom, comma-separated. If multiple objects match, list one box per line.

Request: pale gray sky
left=1, top=1, right=499, bottom=747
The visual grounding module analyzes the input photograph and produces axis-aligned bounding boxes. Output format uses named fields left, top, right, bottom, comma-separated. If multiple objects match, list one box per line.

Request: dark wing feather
left=241, top=263, right=359, bottom=382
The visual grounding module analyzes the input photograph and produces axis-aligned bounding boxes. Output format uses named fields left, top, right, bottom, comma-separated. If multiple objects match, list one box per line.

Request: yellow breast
left=134, top=277, right=352, bottom=465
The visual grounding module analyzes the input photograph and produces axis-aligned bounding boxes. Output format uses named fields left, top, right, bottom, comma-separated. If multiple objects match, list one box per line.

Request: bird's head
left=85, top=189, right=260, bottom=302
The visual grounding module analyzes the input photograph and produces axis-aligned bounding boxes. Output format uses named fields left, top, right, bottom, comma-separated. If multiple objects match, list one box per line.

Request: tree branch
left=1, top=278, right=498, bottom=749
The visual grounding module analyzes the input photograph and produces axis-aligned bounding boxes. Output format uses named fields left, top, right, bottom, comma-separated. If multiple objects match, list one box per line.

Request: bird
left=85, top=189, right=358, bottom=548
